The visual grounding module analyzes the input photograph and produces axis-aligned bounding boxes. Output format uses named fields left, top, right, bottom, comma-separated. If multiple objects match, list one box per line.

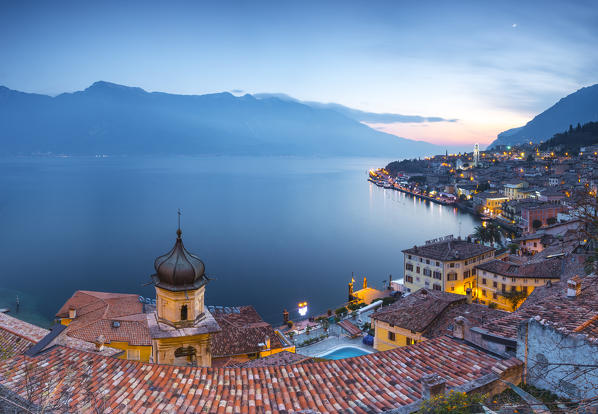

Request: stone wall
left=517, top=317, right=598, bottom=400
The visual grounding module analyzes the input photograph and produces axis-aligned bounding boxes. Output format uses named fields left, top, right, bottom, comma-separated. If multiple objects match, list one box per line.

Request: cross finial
left=176, top=209, right=182, bottom=238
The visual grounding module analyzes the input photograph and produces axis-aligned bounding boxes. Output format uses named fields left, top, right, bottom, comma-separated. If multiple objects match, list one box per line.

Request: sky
left=1, top=0, right=597, bottom=146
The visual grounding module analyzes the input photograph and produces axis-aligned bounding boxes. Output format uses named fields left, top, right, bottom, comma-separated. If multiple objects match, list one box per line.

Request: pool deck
left=296, top=334, right=374, bottom=358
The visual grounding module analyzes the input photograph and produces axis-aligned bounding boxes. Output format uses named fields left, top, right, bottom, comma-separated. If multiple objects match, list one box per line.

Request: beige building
left=475, top=257, right=563, bottom=311
left=402, top=236, right=495, bottom=296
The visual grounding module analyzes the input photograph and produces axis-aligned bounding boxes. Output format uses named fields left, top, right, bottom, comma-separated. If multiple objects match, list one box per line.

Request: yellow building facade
left=476, top=258, right=562, bottom=311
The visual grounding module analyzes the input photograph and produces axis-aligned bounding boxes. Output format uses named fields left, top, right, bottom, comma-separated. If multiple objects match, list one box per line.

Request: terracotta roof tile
left=402, top=240, right=495, bottom=261
left=210, top=306, right=286, bottom=357
left=57, top=290, right=151, bottom=346
left=371, top=289, right=465, bottom=332
left=0, top=336, right=521, bottom=413
left=482, top=275, right=598, bottom=340
left=476, top=257, right=564, bottom=279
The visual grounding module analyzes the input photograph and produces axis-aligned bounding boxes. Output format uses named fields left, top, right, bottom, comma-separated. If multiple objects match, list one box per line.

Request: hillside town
left=0, top=147, right=597, bottom=412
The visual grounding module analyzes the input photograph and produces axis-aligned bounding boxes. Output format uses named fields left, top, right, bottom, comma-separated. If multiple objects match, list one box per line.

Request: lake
left=0, top=156, right=478, bottom=327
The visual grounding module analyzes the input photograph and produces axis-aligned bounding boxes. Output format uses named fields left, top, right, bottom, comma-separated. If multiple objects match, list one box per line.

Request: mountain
left=490, top=84, right=598, bottom=148
left=539, top=121, right=598, bottom=151
left=253, top=93, right=456, bottom=124
left=0, top=81, right=446, bottom=158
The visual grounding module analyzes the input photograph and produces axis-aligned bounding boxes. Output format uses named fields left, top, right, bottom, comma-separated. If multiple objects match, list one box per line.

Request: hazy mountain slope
left=0, top=82, right=444, bottom=158
left=253, top=92, right=455, bottom=123
left=491, top=84, right=598, bottom=148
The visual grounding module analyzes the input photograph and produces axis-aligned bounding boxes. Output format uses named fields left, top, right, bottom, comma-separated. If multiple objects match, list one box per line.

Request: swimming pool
left=319, top=346, right=372, bottom=360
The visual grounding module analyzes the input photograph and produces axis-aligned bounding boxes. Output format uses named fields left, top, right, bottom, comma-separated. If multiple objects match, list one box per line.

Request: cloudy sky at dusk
left=1, top=0, right=597, bottom=146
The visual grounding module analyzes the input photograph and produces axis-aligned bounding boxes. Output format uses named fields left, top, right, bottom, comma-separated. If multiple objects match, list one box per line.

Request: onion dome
left=151, top=228, right=208, bottom=291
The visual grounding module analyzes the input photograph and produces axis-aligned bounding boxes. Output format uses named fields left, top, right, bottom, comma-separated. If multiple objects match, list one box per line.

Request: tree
left=319, top=318, right=329, bottom=332
left=532, top=219, right=543, bottom=230
left=500, top=289, right=529, bottom=311
left=473, top=223, right=502, bottom=246
left=547, top=217, right=557, bottom=225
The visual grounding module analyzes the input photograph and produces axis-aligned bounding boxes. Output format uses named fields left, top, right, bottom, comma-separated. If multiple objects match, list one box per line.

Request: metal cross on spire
left=176, top=208, right=182, bottom=238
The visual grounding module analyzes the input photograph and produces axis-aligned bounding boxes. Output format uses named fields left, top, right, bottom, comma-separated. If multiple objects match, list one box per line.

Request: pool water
left=320, top=347, right=371, bottom=360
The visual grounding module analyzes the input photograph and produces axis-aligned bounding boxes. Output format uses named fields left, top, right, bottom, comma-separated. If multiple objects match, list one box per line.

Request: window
left=464, top=270, right=471, bottom=278
left=388, top=331, right=396, bottom=341
left=447, top=272, right=458, bottom=281
left=482, top=278, right=487, bottom=285
left=416, top=266, right=420, bottom=274
left=511, top=277, right=516, bottom=283
left=406, top=338, right=415, bottom=345
left=181, top=305, right=188, bottom=321
left=464, top=260, right=468, bottom=265
left=433, top=284, right=441, bottom=291
left=493, top=281, right=498, bottom=288
left=433, top=271, right=442, bottom=280
left=511, top=286, right=516, bottom=292
left=471, top=268, right=476, bottom=276
left=534, top=279, right=539, bottom=283
left=423, top=268, right=432, bottom=277
left=406, top=275, right=413, bottom=283
left=481, top=289, right=486, bottom=297
left=408, top=255, right=412, bottom=260
left=450, top=263, right=455, bottom=268
left=425, top=281, right=430, bottom=287
left=406, top=263, right=414, bottom=271
left=426, top=259, right=430, bottom=264
left=450, top=287, right=455, bottom=291
left=502, top=284, right=506, bottom=293
left=419, top=258, right=423, bottom=263
left=493, top=293, right=497, bottom=299
left=127, top=349, right=140, bottom=361
left=436, top=261, right=440, bottom=266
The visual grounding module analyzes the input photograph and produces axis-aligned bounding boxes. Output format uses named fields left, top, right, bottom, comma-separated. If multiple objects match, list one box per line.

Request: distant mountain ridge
left=253, top=93, right=457, bottom=124
left=491, top=84, right=598, bottom=148
left=0, top=81, right=447, bottom=158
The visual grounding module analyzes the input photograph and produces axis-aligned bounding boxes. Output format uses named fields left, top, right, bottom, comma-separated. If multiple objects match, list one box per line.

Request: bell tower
left=147, top=216, right=220, bottom=367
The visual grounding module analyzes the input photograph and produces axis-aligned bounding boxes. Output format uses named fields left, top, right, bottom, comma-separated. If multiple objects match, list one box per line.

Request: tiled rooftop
left=57, top=290, right=151, bottom=346
left=0, top=336, right=522, bottom=413
left=402, top=239, right=495, bottom=261
left=210, top=305, right=286, bottom=357
left=371, top=289, right=465, bottom=332
left=0, top=313, right=48, bottom=359
left=481, top=276, right=598, bottom=340
left=476, top=257, right=564, bottom=279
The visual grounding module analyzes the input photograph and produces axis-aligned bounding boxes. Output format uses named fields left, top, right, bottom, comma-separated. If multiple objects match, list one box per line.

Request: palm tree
left=474, top=223, right=502, bottom=246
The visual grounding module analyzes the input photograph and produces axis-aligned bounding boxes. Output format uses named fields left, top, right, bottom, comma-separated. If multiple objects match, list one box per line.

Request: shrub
left=347, top=302, right=361, bottom=311
left=335, top=306, right=348, bottom=316
left=381, top=296, right=397, bottom=306
left=532, top=219, right=542, bottom=229
left=488, top=302, right=498, bottom=309
left=547, top=217, right=557, bottom=225
left=287, top=321, right=294, bottom=329
left=418, top=391, right=485, bottom=414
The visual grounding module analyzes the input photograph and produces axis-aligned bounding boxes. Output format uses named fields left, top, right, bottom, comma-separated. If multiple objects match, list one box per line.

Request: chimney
left=567, top=276, right=581, bottom=298
left=421, top=374, right=446, bottom=400
left=68, top=307, right=77, bottom=319
left=95, top=335, right=106, bottom=352
left=465, top=288, right=472, bottom=304
left=453, top=316, right=466, bottom=340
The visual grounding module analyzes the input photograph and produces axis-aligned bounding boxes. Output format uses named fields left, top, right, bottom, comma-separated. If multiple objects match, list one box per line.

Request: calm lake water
left=0, top=156, right=478, bottom=327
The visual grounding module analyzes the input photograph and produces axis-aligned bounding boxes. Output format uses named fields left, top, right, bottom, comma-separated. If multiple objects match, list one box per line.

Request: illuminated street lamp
left=298, top=301, right=308, bottom=317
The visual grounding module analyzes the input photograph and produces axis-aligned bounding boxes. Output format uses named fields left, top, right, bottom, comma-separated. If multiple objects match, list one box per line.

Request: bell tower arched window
left=181, top=305, right=188, bottom=321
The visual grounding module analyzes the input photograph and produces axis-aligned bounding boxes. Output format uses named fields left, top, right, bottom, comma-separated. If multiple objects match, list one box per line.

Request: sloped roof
left=0, top=336, right=522, bottom=413
left=402, top=240, right=495, bottom=261
left=476, top=257, right=564, bottom=279
left=210, top=305, right=285, bottom=357
left=481, top=276, right=598, bottom=340
left=56, top=290, right=151, bottom=346
left=0, top=313, right=49, bottom=359
left=371, top=289, right=465, bottom=332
